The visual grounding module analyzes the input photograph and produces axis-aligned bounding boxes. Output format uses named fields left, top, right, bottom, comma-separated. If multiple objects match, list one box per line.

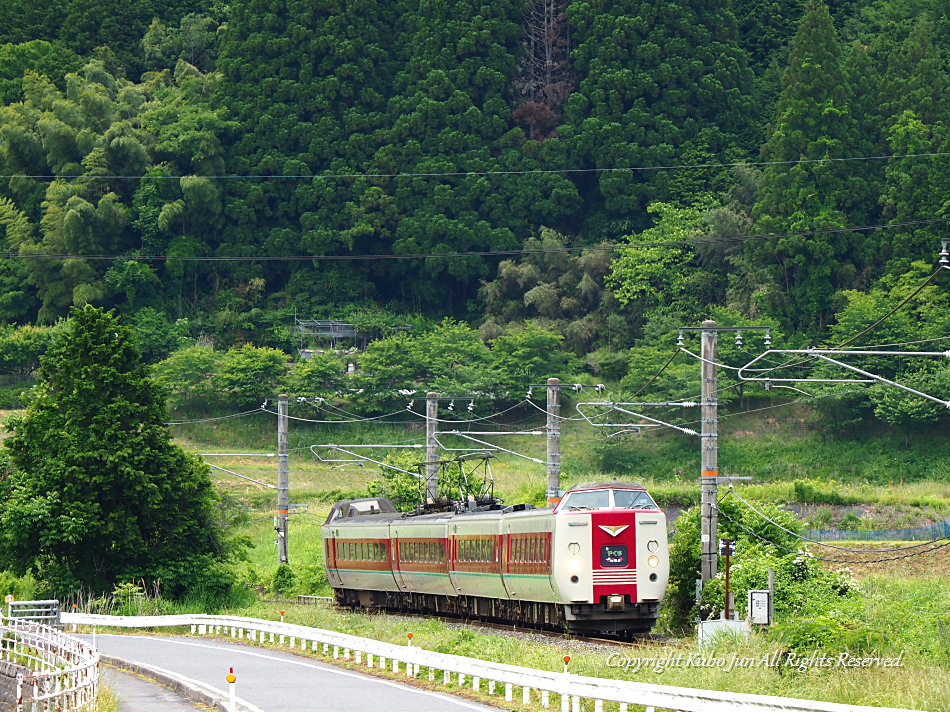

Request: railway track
left=264, top=596, right=683, bottom=650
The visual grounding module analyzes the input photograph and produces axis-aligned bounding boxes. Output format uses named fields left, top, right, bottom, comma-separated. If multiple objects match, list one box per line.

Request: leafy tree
left=0, top=324, right=54, bottom=376
left=557, top=0, right=755, bottom=234
left=212, top=344, right=289, bottom=408
left=479, top=227, right=625, bottom=353
left=749, top=2, right=865, bottom=334
left=0, top=40, right=81, bottom=104
left=129, top=307, right=190, bottom=363
left=489, top=321, right=576, bottom=397
left=607, top=201, right=712, bottom=315
left=0, top=306, right=228, bottom=595
left=288, top=352, right=346, bottom=398
left=153, top=343, right=220, bottom=409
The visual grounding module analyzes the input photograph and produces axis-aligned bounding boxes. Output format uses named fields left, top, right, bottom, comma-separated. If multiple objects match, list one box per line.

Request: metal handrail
left=61, top=612, right=921, bottom=712
left=0, top=617, right=99, bottom=711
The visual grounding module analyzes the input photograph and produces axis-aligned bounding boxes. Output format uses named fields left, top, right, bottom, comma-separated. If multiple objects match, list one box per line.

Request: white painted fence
left=0, top=618, right=99, bottom=712
left=62, top=612, right=921, bottom=712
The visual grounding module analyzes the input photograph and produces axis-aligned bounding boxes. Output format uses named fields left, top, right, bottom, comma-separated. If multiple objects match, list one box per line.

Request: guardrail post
left=392, top=659, right=399, bottom=673
left=560, top=692, right=569, bottom=712
left=443, top=670, right=450, bottom=685
left=379, top=656, right=386, bottom=670
left=367, top=654, right=373, bottom=667
left=571, top=696, right=580, bottom=712
left=488, top=680, right=495, bottom=695
left=523, top=686, right=531, bottom=705
left=472, top=676, right=480, bottom=692
left=541, top=690, right=549, bottom=708
left=595, top=699, right=603, bottom=712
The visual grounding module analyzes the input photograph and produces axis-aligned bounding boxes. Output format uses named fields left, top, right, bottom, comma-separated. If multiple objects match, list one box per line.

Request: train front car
left=551, top=482, right=669, bottom=635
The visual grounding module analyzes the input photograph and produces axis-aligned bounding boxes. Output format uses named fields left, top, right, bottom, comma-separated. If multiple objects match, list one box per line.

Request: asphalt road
left=101, top=666, right=205, bottom=712
left=89, top=634, right=502, bottom=712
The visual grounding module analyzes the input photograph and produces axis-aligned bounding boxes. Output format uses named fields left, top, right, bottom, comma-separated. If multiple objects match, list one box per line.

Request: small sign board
left=718, top=539, right=736, bottom=556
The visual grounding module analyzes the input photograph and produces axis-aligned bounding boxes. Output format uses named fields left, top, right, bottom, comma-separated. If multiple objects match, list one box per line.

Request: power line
left=3, top=217, right=949, bottom=263
left=716, top=505, right=950, bottom=564
left=725, top=489, right=950, bottom=553
left=260, top=406, right=414, bottom=424
left=4, top=149, right=950, bottom=182
left=165, top=408, right=266, bottom=425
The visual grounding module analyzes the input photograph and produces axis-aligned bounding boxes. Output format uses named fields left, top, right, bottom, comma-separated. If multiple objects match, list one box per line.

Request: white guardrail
left=0, top=618, right=99, bottom=712
left=60, top=612, right=922, bottom=712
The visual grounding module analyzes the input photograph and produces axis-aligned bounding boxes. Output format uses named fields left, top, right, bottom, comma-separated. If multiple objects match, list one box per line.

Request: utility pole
left=679, top=321, right=769, bottom=584
left=426, top=392, right=439, bottom=502
left=699, top=322, right=718, bottom=583
left=277, top=394, right=289, bottom=564
left=546, top=377, right=561, bottom=506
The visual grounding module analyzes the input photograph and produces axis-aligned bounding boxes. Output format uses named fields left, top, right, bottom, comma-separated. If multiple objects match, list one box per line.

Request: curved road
left=88, top=634, right=501, bottom=712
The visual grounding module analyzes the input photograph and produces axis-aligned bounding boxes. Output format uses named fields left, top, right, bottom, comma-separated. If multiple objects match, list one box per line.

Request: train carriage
left=322, top=481, right=669, bottom=635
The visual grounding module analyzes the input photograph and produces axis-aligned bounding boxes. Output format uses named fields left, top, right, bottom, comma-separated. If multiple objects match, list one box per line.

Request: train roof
left=565, top=480, right=645, bottom=491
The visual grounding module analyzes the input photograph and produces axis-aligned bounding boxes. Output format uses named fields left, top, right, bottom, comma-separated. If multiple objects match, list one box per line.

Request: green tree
left=489, top=321, right=576, bottom=397
left=557, top=0, right=754, bottom=234
left=0, top=306, right=228, bottom=595
left=212, top=344, right=289, bottom=408
left=288, top=352, right=346, bottom=398
left=152, top=344, right=220, bottom=409
left=749, top=2, right=864, bottom=333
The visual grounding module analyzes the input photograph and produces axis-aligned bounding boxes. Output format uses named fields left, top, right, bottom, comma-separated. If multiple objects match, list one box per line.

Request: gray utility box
left=747, top=590, right=771, bottom=625
left=6, top=599, right=61, bottom=625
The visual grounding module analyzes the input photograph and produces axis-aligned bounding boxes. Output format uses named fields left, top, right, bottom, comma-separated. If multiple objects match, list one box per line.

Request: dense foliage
left=0, top=0, right=949, bottom=430
left=0, top=306, right=234, bottom=597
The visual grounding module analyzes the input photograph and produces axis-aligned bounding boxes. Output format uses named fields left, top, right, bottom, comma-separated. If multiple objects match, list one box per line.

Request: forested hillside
left=1, top=0, right=950, bottom=426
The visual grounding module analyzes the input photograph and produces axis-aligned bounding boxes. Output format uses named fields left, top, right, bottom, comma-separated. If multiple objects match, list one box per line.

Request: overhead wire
left=715, top=505, right=950, bottom=564
left=723, top=489, right=950, bottom=552
left=3, top=218, right=950, bottom=263
left=165, top=408, right=267, bottom=425
left=4, top=149, right=950, bottom=182
left=260, top=406, right=413, bottom=424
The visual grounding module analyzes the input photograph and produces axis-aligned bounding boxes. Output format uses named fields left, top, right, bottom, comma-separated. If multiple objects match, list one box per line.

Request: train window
left=336, top=542, right=342, bottom=560
left=613, top=489, right=658, bottom=509
left=439, top=542, right=445, bottom=562
left=540, top=538, right=547, bottom=562
left=381, top=542, right=387, bottom=561
left=562, top=490, right=610, bottom=510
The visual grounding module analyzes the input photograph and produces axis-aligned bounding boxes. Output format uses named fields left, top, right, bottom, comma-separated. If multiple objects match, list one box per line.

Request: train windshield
left=561, top=488, right=657, bottom=510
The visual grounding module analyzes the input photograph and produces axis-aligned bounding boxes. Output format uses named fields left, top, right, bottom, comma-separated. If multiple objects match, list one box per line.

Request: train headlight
left=647, top=539, right=659, bottom=552
left=647, top=555, right=659, bottom=568
left=568, top=559, right=581, bottom=572
left=568, top=542, right=580, bottom=555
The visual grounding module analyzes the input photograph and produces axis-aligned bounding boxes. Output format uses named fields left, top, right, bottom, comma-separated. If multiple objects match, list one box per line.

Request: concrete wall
left=0, top=659, right=29, bottom=710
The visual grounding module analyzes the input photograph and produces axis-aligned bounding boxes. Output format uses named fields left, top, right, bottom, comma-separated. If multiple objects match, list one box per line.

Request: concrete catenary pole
left=426, top=392, right=439, bottom=502
left=546, top=378, right=561, bottom=507
left=277, top=394, right=289, bottom=564
left=700, top=322, right=718, bottom=582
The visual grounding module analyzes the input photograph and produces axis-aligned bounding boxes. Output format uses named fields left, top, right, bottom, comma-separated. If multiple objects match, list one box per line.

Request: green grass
left=193, top=588, right=949, bottom=711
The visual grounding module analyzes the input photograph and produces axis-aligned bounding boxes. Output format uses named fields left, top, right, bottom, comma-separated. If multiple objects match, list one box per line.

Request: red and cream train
left=322, top=482, right=669, bottom=634
left=322, top=481, right=670, bottom=634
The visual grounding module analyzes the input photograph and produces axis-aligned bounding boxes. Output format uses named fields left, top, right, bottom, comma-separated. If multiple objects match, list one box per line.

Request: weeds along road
left=87, top=634, right=502, bottom=712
